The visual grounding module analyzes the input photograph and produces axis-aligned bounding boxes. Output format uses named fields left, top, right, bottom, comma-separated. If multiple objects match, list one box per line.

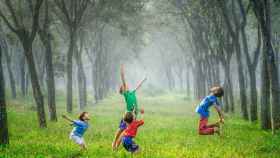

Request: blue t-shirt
left=196, top=95, right=220, bottom=118
left=72, top=120, right=89, bottom=137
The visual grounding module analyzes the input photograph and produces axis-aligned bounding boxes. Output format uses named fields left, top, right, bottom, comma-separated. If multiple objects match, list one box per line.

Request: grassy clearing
left=1, top=93, right=280, bottom=158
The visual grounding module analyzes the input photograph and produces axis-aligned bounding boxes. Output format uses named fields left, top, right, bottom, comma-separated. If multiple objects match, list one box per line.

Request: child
left=112, top=64, right=147, bottom=150
left=117, top=109, right=144, bottom=153
left=62, top=112, right=90, bottom=150
left=195, top=86, right=224, bottom=135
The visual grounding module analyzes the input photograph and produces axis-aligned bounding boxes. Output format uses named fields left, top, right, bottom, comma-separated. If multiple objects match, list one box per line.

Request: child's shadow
left=67, top=151, right=82, bottom=158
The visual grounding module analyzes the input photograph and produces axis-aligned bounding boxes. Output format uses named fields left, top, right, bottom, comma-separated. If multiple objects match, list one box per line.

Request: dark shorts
left=122, top=136, right=139, bottom=153
left=119, top=119, right=127, bottom=130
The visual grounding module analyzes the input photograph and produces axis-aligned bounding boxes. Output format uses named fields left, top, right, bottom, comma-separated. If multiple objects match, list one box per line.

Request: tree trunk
left=248, top=69, right=258, bottom=121
left=2, top=40, right=16, bottom=99
left=0, top=39, right=9, bottom=145
left=25, top=70, right=29, bottom=95
left=265, top=0, right=280, bottom=132
left=66, top=30, right=76, bottom=113
left=22, top=41, right=47, bottom=128
left=260, top=47, right=271, bottom=129
left=235, top=40, right=248, bottom=118
left=75, top=46, right=87, bottom=110
left=186, top=70, right=191, bottom=96
left=39, top=31, right=57, bottom=121
left=20, top=56, right=26, bottom=96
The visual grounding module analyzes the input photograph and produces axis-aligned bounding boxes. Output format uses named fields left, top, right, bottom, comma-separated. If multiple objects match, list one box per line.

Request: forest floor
left=1, top=93, right=280, bottom=158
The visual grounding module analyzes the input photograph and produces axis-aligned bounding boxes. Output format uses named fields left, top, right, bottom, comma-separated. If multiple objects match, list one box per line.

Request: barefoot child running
left=117, top=109, right=145, bottom=153
left=195, top=86, right=224, bottom=135
left=112, top=64, right=147, bottom=150
left=62, top=112, right=90, bottom=150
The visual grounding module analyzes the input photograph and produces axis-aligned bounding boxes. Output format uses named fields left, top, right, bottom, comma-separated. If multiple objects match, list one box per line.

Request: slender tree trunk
left=75, top=47, right=87, bottom=110
left=222, top=63, right=234, bottom=112
left=66, top=30, right=76, bottom=113
left=0, top=39, right=9, bottom=145
left=39, top=31, right=57, bottom=121
left=22, top=41, right=47, bottom=128
left=2, top=40, right=16, bottom=99
left=265, top=0, right=280, bottom=132
left=260, top=47, right=271, bottom=129
left=38, top=0, right=57, bottom=121
left=186, top=70, right=191, bottom=96
left=20, top=56, right=26, bottom=96
left=25, top=70, right=29, bottom=95
left=223, top=64, right=230, bottom=112
left=235, top=40, right=248, bottom=118
left=248, top=69, right=258, bottom=121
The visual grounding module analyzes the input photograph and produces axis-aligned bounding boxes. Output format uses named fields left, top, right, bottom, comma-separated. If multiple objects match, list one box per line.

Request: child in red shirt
left=117, top=109, right=144, bottom=153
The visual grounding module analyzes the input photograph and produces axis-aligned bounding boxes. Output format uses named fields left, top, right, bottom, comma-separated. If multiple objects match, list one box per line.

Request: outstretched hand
left=140, top=108, right=144, bottom=114
left=219, top=118, right=225, bottom=124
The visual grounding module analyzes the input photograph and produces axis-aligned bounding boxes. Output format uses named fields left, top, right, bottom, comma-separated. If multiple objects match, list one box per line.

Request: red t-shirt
left=124, top=119, right=144, bottom=137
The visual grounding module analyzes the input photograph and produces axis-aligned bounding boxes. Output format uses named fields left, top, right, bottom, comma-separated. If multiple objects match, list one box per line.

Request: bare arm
left=135, top=77, right=147, bottom=91
left=214, top=105, right=224, bottom=123
left=120, top=64, right=126, bottom=87
left=115, top=131, right=125, bottom=148
left=62, top=114, right=74, bottom=123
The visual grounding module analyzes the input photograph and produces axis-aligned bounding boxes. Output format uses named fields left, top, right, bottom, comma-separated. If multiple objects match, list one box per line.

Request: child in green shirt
left=112, top=64, right=146, bottom=150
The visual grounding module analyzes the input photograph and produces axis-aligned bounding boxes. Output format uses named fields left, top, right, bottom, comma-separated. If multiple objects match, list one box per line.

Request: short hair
left=123, top=112, right=134, bottom=124
left=79, top=112, right=88, bottom=121
left=210, top=86, right=224, bottom=97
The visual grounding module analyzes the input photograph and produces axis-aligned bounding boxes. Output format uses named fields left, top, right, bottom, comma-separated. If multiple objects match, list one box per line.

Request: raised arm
left=62, top=114, right=74, bottom=123
left=135, top=77, right=147, bottom=91
left=120, top=64, right=126, bottom=87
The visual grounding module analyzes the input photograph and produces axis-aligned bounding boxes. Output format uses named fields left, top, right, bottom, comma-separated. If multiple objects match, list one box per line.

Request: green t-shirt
left=123, top=90, right=138, bottom=115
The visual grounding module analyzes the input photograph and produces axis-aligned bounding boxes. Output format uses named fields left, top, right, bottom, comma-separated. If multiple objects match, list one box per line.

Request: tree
left=251, top=0, right=280, bottom=131
left=0, top=0, right=47, bottom=128
left=0, top=30, right=9, bottom=145
left=38, top=0, right=57, bottom=121
left=0, top=32, right=16, bottom=99
left=54, top=0, right=90, bottom=113
left=238, top=0, right=261, bottom=121
left=218, top=0, right=248, bottom=118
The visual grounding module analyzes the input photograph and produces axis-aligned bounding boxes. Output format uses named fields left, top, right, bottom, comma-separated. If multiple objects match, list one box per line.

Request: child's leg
left=123, top=137, right=140, bottom=153
left=70, top=134, right=88, bottom=149
left=80, top=143, right=87, bottom=150
left=205, top=122, right=220, bottom=128
left=133, top=147, right=141, bottom=154
left=199, top=117, right=215, bottom=135
left=112, top=119, right=126, bottom=149
left=199, top=127, right=215, bottom=135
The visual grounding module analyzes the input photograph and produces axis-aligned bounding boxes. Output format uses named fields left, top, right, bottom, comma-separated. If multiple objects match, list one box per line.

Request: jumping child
left=117, top=109, right=145, bottom=153
left=62, top=112, right=90, bottom=150
left=195, top=86, right=224, bottom=135
left=112, top=64, right=147, bottom=150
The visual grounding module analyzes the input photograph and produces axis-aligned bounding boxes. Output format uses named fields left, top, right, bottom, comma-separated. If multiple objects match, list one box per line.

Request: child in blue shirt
left=195, top=86, right=224, bottom=135
left=62, top=112, right=90, bottom=150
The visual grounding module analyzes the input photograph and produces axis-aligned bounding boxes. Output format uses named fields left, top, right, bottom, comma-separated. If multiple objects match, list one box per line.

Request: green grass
left=1, top=93, right=280, bottom=158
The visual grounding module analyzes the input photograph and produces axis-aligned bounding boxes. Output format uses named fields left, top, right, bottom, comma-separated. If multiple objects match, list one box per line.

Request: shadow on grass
left=66, top=151, right=83, bottom=158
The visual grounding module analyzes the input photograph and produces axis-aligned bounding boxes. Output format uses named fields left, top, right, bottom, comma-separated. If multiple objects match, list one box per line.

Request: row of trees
left=0, top=0, right=145, bottom=145
left=160, top=0, right=280, bottom=132
left=138, top=0, right=280, bottom=132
